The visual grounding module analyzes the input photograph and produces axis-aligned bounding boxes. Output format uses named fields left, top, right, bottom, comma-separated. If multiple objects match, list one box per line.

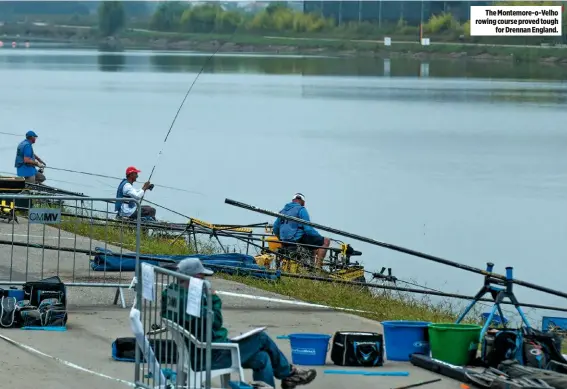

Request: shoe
left=250, top=381, right=275, bottom=389
left=281, top=365, right=317, bottom=389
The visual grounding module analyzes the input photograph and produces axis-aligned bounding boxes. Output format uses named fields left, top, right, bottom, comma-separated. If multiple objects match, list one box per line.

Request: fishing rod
left=224, top=198, right=567, bottom=301
left=1, top=234, right=561, bottom=314
left=15, top=183, right=521, bottom=306
left=43, top=166, right=204, bottom=196
left=0, top=239, right=178, bottom=263
left=195, top=264, right=567, bottom=314
left=141, top=28, right=239, bottom=204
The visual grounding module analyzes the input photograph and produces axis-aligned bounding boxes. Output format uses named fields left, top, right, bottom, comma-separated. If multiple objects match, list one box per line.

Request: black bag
left=23, top=276, right=67, bottom=307
left=112, top=337, right=177, bottom=364
left=521, top=327, right=567, bottom=369
left=330, top=331, right=384, bottom=367
left=480, top=328, right=523, bottom=368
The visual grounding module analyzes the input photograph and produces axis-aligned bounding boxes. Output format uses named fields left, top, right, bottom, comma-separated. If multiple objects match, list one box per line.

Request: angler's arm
left=22, top=145, right=40, bottom=166
left=34, top=154, right=44, bottom=165
left=299, top=208, right=322, bottom=237
left=123, top=184, right=145, bottom=200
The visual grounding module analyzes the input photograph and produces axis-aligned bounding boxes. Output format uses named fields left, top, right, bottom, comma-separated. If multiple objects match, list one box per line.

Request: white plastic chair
left=162, top=318, right=245, bottom=388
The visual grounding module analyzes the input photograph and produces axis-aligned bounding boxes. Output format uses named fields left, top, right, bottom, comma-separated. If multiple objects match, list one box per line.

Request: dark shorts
left=297, top=234, right=325, bottom=248
left=128, top=205, right=156, bottom=219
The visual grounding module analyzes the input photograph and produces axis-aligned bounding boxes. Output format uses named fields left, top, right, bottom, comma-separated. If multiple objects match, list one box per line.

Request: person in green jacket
left=161, top=258, right=317, bottom=389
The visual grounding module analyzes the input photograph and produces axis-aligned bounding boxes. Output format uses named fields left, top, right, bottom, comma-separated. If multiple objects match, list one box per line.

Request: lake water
left=1, top=46, right=566, bottom=324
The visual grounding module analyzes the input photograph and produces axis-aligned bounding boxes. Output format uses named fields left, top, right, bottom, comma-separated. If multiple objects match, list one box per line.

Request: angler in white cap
left=163, top=258, right=317, bottom=389
left=272, top=193, right=330, bottom=268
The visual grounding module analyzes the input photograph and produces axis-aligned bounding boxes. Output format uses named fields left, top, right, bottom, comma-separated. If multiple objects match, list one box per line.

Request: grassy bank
left=3, top=23, right=567, bottom=64
left=120, top=30, right=567, bottom=64
left=55, top=211, right=567, bottom=352
left=53, top=208, right=472, bottom=324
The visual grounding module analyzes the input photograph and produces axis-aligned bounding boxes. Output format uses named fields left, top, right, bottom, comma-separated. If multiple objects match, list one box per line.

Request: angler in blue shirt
left=272, top=193, right=330, bottom=268
left=14, top=130, right=46, bottom=184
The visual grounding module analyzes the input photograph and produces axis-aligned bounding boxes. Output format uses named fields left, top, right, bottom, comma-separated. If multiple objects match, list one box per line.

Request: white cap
left=177, top=258, right=214, bottom=276
left=293, top=193, right=305, bottom=201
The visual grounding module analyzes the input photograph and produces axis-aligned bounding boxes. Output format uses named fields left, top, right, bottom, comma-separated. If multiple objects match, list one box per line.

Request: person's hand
left=142, top=181, right=151, bottom=191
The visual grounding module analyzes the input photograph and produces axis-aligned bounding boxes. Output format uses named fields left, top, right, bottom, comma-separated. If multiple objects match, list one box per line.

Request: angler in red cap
left=114, top=166, right=157, bottom=220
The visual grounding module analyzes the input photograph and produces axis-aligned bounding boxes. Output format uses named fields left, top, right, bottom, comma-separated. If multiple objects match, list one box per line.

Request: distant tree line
left=149, top=2, right=336, bottom=34
left=147, top=1, right=565, bottom=40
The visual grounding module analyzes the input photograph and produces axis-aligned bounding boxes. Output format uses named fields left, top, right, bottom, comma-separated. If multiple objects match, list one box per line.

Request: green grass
left=46, top=205, right=482, bottom=325
left=216, top=273, right=477, bottom=324
left=3, top=22, right=567, bottom=64
left=120, top=29, right=567, bottom=63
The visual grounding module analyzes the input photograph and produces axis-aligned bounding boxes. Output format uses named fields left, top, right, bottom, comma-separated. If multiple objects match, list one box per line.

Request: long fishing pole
left=224, top=198, right=567, bottom=301
left=43, top=166, right=204, bottom=196
left=191, top=264, right=567, bottom=314
left=141, top=28, right=239, bottom=204
left=0, top=235, right=561, bottom=313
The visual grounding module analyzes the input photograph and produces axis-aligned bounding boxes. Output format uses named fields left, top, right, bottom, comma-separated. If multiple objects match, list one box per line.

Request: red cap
left=126, top=166, right=141, bottom=176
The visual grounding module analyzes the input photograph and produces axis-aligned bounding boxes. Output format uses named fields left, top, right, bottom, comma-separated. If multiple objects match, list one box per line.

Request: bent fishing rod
left=140, top=27, right=240, bottom=206
left=224, top=198, right=567, bottom=301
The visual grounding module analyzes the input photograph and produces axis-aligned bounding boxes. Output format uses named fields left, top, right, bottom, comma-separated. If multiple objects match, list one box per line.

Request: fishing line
left=44, top=166, right=204, bottom=196
left=141, top=27, right=239, bottom=204
left=0, top=131, right=23, bottom=137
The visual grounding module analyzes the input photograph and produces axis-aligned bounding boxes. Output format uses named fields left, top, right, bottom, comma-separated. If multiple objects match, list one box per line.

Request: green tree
left=150, top=1, right=188, bottom=31
left=98, top=1, right=125, bottom=37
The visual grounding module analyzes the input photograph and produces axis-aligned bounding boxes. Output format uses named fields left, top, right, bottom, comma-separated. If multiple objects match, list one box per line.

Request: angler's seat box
left=265, top=235, right=282, bottom=251
left=0, top=177, right=32, bottom=210
left=281, top=259, right=299, bottom=273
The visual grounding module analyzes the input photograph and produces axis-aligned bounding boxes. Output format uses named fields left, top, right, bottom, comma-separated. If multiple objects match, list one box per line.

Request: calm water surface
left=1, top=47, right=566, bottom=323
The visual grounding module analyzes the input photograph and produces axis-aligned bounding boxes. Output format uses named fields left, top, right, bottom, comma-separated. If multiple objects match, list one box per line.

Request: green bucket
left=428, top=323, right=482, bottom=366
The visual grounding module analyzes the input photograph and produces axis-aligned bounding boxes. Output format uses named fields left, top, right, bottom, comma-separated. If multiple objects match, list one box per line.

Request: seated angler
left=272, top=193, right=330, bottom=268
left=115, top=166, right=157, bottom=221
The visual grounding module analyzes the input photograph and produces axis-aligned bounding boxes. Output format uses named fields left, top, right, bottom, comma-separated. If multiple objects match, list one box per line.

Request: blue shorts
left=298, top=234, right=325, bottom=248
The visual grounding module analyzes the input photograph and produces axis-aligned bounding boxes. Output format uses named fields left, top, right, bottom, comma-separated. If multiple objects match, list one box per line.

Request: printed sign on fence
left=28, top=208, right=61, bottom=224
left=470, top=6, right=562, bottom=36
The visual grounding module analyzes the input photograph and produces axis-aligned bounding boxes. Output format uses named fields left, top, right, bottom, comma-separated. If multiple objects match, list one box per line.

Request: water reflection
left=1, top=48, right=567, bottom=82
left=147, top=53, right=567, bottom=81
left=299, top=80, right=567, bottom=106
left=97, top=52, right=126, bottom=72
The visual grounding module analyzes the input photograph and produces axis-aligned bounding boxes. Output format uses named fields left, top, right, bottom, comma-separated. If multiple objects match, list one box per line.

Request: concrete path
left=0, top=277, right=460, bottom=389
left=0, top=217, right=458, bottom=388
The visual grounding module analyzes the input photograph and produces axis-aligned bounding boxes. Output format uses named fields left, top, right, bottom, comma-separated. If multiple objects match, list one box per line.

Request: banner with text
left=470, top=6, right=562, bottom=36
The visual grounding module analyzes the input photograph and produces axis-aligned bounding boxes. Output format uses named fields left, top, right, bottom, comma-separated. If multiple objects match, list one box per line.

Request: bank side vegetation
left=49, top=206, right=475, bottom=324
left=2, top=1, right=567, bottom=61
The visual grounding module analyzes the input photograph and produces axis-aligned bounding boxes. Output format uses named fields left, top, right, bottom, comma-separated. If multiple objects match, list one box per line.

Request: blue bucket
left=288, top=333, right=331, bottom=366
left=382, top=321, right=431, bottom=361
left=7, top=289, right=24, bottom=301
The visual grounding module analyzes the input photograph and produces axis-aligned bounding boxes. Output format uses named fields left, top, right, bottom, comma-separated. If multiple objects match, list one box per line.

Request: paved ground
left=0, top=276, right=460, bottom=389
left=0, top=218, right=459, bottom=389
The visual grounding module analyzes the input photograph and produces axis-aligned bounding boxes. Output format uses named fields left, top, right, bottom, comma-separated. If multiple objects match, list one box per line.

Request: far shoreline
left=3, top=30, right=567, bottom=66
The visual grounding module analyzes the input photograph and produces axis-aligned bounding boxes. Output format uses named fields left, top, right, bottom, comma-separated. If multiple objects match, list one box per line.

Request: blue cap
left=26, top=130, right=38, bottom=138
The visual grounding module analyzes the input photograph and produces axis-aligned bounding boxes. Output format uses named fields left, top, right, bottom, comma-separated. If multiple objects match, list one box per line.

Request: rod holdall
left=330, top=331, right=384, bottom=367
left=23, top=276, right=67, bottom=307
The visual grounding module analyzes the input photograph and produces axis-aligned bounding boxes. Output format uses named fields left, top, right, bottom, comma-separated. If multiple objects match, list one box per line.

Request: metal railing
left=0, top=194, right=142, bottom=307
left=134, top=265, right=213, bottom=389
